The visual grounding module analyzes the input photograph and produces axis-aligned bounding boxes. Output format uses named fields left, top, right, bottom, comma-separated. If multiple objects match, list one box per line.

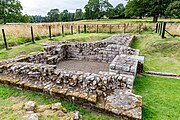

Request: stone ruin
left=0, top=34, right=144, bottom=120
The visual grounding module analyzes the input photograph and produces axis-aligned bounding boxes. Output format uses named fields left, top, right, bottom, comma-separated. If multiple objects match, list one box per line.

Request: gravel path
left=56, top=59, right=110, bottom=74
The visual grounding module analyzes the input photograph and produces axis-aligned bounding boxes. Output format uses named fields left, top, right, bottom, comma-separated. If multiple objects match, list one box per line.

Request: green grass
left=0, top=33, right=111, bottom=60
left=134, top=75, right=180, bottom=120
left=0, top=84, right=116, bottom=120
left=131, top=31, right=180, bottom=74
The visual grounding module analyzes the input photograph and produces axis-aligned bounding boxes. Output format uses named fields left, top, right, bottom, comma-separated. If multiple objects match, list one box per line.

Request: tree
left=84, top=0, right=100, bottom=19
left=125, top=0, right=146, bottom=19
left=47, top=9, right=60, bottom=22
left=60, top=10, right=69, bottom=22
left=30, top=15, right=47, bottom=23
left=100, top=0, right=114, bottom=18
left=20, top=14, right=31, bottom=23
left=114, top=3, right=125, bottom=18
left=0, top=0, right=23, bottom=24
left=84, top=0, right=114, bottom=19
left=125, top=0, right=175, bottom=22
left=165, top=1, right=180, bottom=18
left=75, top=9, right=83, bottom=20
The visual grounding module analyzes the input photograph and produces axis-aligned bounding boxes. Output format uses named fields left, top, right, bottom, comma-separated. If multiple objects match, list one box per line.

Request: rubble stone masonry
left=0, top=34, right=144, bottom=120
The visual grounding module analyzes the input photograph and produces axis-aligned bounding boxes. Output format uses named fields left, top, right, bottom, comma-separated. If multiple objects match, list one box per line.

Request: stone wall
left=0, top=34, right=144, bottom=120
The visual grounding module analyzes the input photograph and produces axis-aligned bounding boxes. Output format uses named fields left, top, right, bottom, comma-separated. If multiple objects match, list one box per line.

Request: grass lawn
left=131, top=31, right=180, bottom=74
left=134, top=75, right=180, bottom=120
left=0, top=84, right=116, bottom=120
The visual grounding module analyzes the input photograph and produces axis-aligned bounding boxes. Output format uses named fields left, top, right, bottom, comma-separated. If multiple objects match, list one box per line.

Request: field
left=0, top=18, right=180, bottom=50
left=0, top=19, right=180, bottom=120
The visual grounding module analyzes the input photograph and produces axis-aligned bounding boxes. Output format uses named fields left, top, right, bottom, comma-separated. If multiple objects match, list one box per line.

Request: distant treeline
left=0, top=0, right=180, bottom=24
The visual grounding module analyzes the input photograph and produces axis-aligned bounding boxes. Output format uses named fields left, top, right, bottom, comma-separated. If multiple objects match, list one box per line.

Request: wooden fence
left=0, top=23, right=151, bottom=50
left=156, top=22, right=180, bottom=38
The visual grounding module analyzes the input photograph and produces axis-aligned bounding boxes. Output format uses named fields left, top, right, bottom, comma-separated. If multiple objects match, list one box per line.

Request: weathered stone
left=26, top=113, right=38, bottom=120
left=36, top=105, right=51, bottom=113
left=24, top=101, right=36, bottom=111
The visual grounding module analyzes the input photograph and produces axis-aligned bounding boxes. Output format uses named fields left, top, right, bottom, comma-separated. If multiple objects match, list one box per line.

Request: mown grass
left=0, top=84, right=116, bottom=120
left=131, top=31, right=180, bottom=74
left=0, top=33, right=111, bottom=60
left=134, top=75, right=180, bottom=120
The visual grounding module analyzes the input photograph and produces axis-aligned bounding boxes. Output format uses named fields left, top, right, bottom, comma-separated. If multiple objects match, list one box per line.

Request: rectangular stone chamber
left=0, top=34, right=144, bottom=120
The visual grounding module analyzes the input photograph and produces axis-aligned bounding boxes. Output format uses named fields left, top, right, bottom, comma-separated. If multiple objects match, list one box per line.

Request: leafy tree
left=166, top=1, right=180, bottom=18
left=75, top=9, right=83, bottom=20
left=125, top=0, right=146, bottom=19
left=125, top=0, right=175, bottom=22
left=69, top=12, right=75, bottom=21
left=20, top=14, right=31, bottom=23
left=114, top=3, right=125, bottom=18
left=84, top=0, right=114, bottom=19
left=47, top=9, right=60, bottom=22
left=0, top=0, right=23, bottom=24
left=84, top=0, right=100, bottom=19
left=30, top=15, right=47, bottom=23
left=100, top=0, right=114, bottom=18
left=60, top=9, right=69, bottom=22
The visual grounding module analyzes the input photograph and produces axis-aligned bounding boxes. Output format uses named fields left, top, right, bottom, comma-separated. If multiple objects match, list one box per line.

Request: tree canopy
left=75, top=9, right=83, bottom=20
left=125, top=0, right=175, bottom=22
left=114, top=3, right=125, bottom=18
left=0, top=0, right=23, bottom=24
left=166, top=1, right=180, bottom=18
left=47, top=9, right=60, bottom=22
left=84, top=0, right=114, bottom=19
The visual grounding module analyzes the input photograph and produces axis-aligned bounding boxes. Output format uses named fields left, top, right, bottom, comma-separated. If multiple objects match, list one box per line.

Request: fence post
left=138, top=23, right=141, bottom=34
left=49, top=26, right=52, bottom=39
left=159, top=22, right=163, bottom=35
left=97, top=25, right=99, bottom=33
left=156, top=23, right=158, bottom=33
left=2, top=29, right=8, bottom=50
left=110, top=25, right=112, bottom=33
left=71, top=25, right=73, bottom=35
left=123, top=23, right=126, bottom=33
left=62, top=25, right=64, bottom=35
left=31, top=26, right=35, bottom=43
left=162, top=22, right=166, bottom=39
left=84, top=25, right=87, bottom=33
left=78, top=25, right=80, bottom=33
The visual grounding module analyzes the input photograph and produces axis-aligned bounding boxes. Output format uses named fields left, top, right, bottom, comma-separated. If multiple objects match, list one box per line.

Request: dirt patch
left=56, top=59, right=110, bottom=74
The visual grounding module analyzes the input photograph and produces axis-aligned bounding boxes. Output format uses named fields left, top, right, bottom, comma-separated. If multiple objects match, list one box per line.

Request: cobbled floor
left=56, top=59, right=110, bottom=74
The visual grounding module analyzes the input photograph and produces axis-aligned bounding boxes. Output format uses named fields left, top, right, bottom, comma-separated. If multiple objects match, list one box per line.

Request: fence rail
left=0, top=23, right=153, bottom=50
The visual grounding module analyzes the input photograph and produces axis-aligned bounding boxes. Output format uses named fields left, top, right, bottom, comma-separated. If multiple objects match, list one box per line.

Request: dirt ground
left=56, top=59, right=110, bottom=74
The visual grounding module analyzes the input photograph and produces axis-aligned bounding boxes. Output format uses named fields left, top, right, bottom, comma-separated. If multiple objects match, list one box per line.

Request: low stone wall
left=0, top=34, right=144, bottom=120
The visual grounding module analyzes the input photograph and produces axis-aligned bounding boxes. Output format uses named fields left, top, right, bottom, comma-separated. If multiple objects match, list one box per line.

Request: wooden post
left=78, top=25, right=80, bottom=33
left=31, top=26, right=35, bottom=43
left=2, top=29, right=8, bottom=50
left=84, top=25, right=87, bottom=33
left=138, top=23, right=141, bottom=33
left=124, top=23, right=126, bottom=33
left=159, top=23, right=163, bottom=35
left=110, top=25, right=112, bottom=33
left=158, top=23, right=160, bottom=33
left=49, top=26, right=52, bottom=39
left=156, top=23, right=158, bottom=33
left=162, top=22, right=166, bottom=39
left=71, top=25, right=73, bottom=34
left=97, top=25, right=99, bottom=33
left=62, top=25, right=64, bottom=34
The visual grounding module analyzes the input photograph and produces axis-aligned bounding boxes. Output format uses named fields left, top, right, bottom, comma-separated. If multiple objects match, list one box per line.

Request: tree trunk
left=153, top=15, right=158, bottom=22
left=139, top=16, right=142, bottom=19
